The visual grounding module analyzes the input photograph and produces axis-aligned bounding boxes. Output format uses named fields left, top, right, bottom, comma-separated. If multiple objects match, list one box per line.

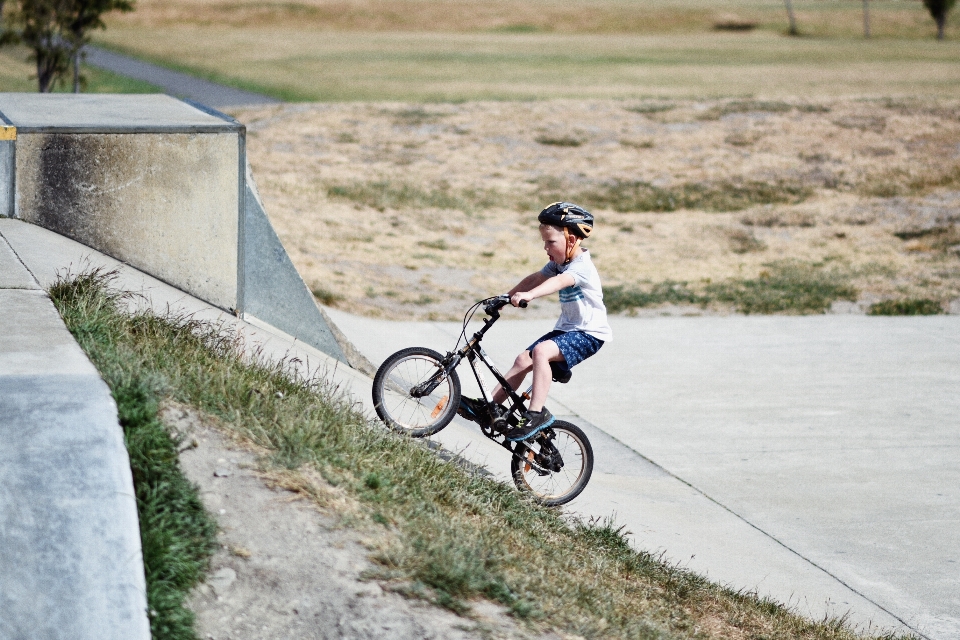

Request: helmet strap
left=563, top=227, right=581, bottom=265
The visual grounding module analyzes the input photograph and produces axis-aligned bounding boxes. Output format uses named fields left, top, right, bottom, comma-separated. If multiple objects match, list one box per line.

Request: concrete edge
left=0, top=286, right=150, bottom=639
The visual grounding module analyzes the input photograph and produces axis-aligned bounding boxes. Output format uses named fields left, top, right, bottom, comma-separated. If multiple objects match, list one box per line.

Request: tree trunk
left=784, top=0, right=798, bottom=35
left=73, top=48, right=80, bottom=92
left=37, top=55, right=54, bottom=92
left=936, top=13, right=946, bottom=39
left=863, top=0, right=871, bottom=38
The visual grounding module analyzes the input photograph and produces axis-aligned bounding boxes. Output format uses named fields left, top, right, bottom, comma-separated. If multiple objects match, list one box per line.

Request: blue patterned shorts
left=527, top=330, right=604, bottom=373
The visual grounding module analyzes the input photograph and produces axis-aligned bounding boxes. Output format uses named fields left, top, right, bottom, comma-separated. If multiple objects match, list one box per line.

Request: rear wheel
left=372, top=347, right=461, bottom=437
left=510, top=420, right=593, bottom=506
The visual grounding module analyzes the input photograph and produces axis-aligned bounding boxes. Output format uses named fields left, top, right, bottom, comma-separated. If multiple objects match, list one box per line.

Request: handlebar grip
left=519, top=300, right=528, bottom=308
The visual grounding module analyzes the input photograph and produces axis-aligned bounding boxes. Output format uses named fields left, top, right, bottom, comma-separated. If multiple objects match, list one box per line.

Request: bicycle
left=371, top=295, right=594, bottom=506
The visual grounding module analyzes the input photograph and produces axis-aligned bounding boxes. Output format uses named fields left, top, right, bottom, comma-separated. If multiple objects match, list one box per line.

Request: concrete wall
left=242, top=166, right=346, bottom=361
left=0, top=92, right=346, bottom=361
left=16, top=132, right=240, bottom=309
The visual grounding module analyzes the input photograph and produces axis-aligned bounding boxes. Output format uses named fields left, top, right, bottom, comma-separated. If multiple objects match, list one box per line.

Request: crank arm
left=506, top=441, right=551, bottom=476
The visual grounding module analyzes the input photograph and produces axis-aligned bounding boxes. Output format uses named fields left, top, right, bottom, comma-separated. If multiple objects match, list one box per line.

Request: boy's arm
left=508, top=272, right=549, bottom=297
left=510, top=273, right=575, bottom=307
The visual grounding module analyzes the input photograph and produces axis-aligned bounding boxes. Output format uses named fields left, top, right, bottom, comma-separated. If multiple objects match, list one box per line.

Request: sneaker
left=504, top=408, right=555, bottom=441
left=458, top=397, right=503, bottom=426
left=457, top=396, right=484, bottom=422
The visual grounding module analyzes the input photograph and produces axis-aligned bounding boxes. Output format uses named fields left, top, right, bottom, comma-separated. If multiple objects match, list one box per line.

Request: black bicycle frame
left=443, top=306, right=553, bottom=474
left=455, top=307, right=528, bottom=413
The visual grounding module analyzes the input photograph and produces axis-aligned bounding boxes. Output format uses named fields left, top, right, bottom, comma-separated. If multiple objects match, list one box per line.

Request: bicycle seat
left=550, top=362, right=572, bottom=384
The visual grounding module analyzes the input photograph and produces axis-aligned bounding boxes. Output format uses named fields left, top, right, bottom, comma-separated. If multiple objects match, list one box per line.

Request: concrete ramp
left=0, top=93, right=344, bottom=362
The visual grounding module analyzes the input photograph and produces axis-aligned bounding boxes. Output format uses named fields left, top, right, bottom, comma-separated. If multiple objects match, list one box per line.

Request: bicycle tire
left=372, top=347, right=461, bottom=437
left=510, top=420, right=593, bottom=506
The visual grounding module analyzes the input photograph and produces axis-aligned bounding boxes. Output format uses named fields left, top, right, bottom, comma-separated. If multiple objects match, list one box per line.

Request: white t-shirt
left=540, top=251, right=612, bottom=342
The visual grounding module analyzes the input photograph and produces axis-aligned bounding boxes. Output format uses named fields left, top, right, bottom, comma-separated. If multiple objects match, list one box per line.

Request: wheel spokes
left=381, top=356, right=452, bottom=431
left=519, top=431, right=586, bottom=501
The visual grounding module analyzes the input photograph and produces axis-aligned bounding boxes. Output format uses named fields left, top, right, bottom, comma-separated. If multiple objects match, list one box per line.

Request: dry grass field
left=101, top=0, right=951, bottom=38
left=4, top=0, right=958, bottom=317
left=85, top=0, right=960, bottom=101
left=235, top=97, right=960, bottom=319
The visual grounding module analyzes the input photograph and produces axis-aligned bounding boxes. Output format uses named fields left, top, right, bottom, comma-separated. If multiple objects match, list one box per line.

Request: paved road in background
left=85, top=46, right=280, bottom=109
left=327, top=308, right=960, bottom=639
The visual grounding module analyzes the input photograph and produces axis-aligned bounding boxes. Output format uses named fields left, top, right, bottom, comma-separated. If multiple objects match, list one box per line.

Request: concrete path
left=5, top=213, right=957, bottom=638
left=325, top=307, right=960, bottom=640
left=85, top=46, right=281, bottom=109
left=0, top=224, right=149, bottom=639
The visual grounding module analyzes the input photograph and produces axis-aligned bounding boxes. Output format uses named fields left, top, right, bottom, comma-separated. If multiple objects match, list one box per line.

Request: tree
left=783, top=0, right=799, bottom=36
left=65, top=0, right=133, bottom=92
left=1, top=0, right=73, bottom=92
left=863, top=0, right=871, bottom=38
left=923, top=0, right=956, bottom=39
left=0, top=0, right=133, bottom=92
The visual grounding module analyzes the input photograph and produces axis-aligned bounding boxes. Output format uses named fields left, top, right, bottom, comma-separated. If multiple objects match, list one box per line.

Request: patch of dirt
left=161, top=403, right=552, bottom=640
left=232, top=98, right=960, bottom=319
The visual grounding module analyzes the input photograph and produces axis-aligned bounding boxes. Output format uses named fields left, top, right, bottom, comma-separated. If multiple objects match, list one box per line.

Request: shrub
left=868, top=299, right=943, bottom=315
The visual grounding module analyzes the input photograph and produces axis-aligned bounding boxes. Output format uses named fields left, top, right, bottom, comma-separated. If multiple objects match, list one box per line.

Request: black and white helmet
left=537, top=202, right=594, bottom=238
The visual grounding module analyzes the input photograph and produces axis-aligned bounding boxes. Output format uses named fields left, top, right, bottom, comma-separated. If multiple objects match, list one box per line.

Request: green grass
left=326, top=175, right=811, bottom=215
left=47, top=270, right=913, bottom=640
left=535, top=134, right=585, bottom=147
left=624, top=102, right=676, bottom=114
left=707, top=260, right=858, bottom=314
left=868, top=298, right=944, bottom=315
left=858, top=164, right=960, bottom=199
left=91, top=29, right=960, bottom=102
left=311, top=286, right=345, bottom=306
left=327, top=180, right=507, bottom=213
left=605, top=260, right=859, bottom=314
left=540, top=178, right=812, bottom=213
left=695, top=99, right=830, bottom=120
left=78, top=64, right=165, bottom=93
left=0, top=48, right=164, bottom=93
left=48, top=272, right=217, bottom=640
left=605, top=281, right=705, bottom=313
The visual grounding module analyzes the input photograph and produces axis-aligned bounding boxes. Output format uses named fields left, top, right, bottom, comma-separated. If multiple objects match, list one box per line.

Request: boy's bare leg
left=491, top=351, right=533, bottom=405
left=528, top=340, right=563, bottom=412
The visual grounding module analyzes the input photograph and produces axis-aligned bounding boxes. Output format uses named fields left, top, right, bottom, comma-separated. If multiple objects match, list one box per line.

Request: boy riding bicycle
left=459, top=202, right=612, bottom=441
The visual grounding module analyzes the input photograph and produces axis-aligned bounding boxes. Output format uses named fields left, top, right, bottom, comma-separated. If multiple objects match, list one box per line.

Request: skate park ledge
left=0, top=93, right=349, bottom=640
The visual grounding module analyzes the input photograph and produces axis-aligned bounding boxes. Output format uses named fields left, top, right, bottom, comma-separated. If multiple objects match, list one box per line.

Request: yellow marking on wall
left=0, top=126, right=15, bottom=141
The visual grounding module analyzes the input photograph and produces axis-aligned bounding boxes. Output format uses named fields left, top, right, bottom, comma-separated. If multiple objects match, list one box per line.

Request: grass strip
left=49, top=272, right=218, bottom=640
left=328, top=177, right=811, bottom=215
left=706, top=260, right=858, bottom=315
left=327, top=180, right=507, bottom=213
left=605, top=261, right=859, bottom=315
left=539, top=178, right=812, bottom=213
left=50, top=270, right=911, bottom=640
left=868, top=299, right=944, bottom=315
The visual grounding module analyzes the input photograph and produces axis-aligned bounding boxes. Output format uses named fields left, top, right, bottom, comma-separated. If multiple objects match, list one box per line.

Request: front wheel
left=511, top=420, right=593, bottom=506
left=372, top=347, right=461, bottom=437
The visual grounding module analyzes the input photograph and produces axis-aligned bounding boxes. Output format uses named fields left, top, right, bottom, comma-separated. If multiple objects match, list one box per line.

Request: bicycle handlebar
left=484, top=295, right=527, bottom=315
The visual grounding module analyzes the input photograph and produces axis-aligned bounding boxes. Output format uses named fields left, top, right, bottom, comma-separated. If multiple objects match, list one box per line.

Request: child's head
left=537, top=202, right=594, bottom=264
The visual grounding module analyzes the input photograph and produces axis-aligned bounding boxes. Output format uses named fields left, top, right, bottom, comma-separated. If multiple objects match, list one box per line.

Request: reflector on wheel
left=431, top=395, right=449, bottom=418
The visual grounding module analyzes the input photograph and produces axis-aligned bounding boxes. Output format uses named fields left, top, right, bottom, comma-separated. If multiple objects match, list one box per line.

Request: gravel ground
left=163, top=403, right=558, bottom=640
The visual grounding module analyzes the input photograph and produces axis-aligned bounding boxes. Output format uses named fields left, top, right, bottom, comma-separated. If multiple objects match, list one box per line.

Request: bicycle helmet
left=538, top=202, right=594, bottom=239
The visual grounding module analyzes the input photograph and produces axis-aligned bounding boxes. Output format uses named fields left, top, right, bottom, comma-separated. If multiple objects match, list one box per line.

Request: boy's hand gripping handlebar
left=484, top=294, right=527, bottom=316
